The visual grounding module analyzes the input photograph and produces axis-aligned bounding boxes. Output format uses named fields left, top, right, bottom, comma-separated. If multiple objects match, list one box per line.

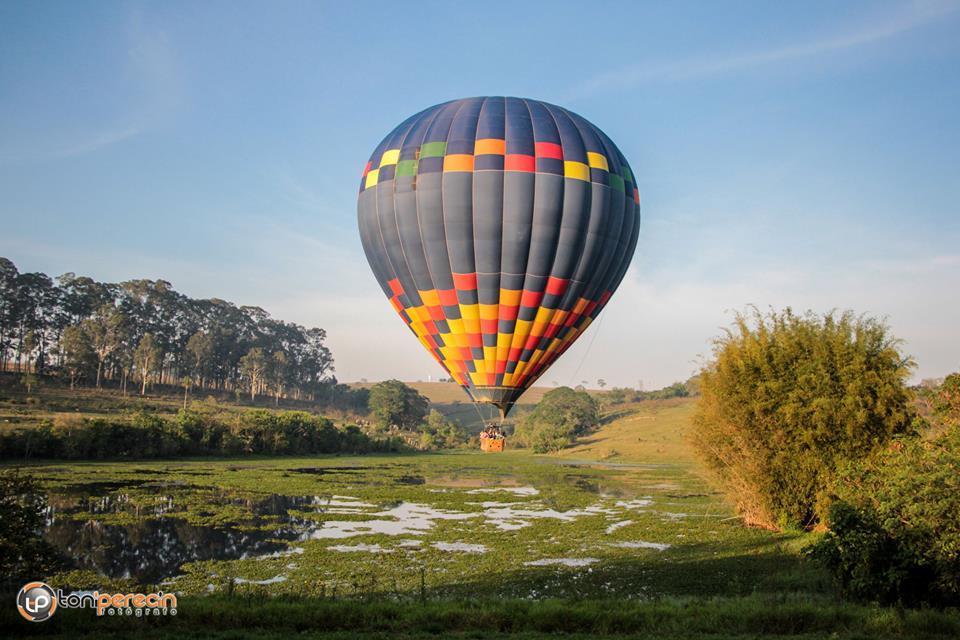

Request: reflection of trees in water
left=246, top=493, right=315, bottom=516
left=46, top=491, right=318, bottom=519
left=42, top=493, right=316, bottom=582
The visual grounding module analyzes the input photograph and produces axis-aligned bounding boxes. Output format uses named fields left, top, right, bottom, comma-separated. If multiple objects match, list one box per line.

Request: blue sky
left=1, top=0, right=958, bottom=388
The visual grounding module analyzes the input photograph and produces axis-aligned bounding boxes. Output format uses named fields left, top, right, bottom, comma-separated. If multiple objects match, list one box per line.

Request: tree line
left=0, top=409, right=400, bottom=460
left=599, top=379, right=697, bottom=405
left=0, top=257, right=335, bottom=402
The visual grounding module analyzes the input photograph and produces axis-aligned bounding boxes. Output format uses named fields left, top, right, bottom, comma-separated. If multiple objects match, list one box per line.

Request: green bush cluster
left=0, top=409, right=400, bottom=460
left=924, top=372, right=960, bottom=432
left=0, top=470, right=61, bottom=588
left=365, top=381, right=469, bottom=449
left=367, top=380, right=430, bottom=431
left=417, top=409, right=471, bottom=450
left=601, top=380, right=693, bottom=405
left=514, top=387, right=599, bottom=452
left=810, top=422, right=960, bottom=606
left=692, top=308, right=915, bottom=530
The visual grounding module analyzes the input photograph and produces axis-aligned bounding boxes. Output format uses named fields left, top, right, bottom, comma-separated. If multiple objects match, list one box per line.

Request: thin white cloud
left=275, top=172, right=342, bottom=214
left=123, top=9, right=183, bottom=116
left=50, top=126, right=144, bottom=158
left=270, top=170, right=360, bottom=235
left=568, top=0, right=960, bottom=99
left=1, top=7, right=182, bottom=162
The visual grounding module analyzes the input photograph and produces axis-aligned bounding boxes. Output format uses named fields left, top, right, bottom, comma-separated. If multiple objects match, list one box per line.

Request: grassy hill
left=555, top=397, right=698, bottom=465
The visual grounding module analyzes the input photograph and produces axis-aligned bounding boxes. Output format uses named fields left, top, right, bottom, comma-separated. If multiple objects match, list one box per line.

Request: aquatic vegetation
left=466, top=485, right=539, bottom=496
left=11, top=451, right=824, bottom=601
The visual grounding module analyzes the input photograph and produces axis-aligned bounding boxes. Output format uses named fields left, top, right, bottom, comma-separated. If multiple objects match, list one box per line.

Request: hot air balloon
left=357, top=97, right=640, bottom=422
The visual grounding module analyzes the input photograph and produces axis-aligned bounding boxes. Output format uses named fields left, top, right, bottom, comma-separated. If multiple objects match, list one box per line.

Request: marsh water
left=45, top=483, right=311, bottom=581
left=29, top=455, right=784, bottom=599
left=42, top=466, right=630, bottom=582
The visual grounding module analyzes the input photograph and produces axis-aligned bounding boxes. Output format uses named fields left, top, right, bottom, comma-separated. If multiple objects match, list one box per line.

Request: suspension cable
left=568, top=310, right=607, bottom=388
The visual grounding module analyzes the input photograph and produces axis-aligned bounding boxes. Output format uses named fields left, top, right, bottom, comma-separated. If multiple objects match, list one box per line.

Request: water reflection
left=288, top=466, right=365, bottom=475
left=46, top=517, right=296, bottom=583
left=42, top=491, right=317, bottom=583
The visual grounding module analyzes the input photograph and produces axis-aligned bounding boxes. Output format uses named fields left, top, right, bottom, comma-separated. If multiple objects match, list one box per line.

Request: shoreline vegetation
left=0, top=373, right=399, bottom=460
left=2, top=594, right=959, bottom=639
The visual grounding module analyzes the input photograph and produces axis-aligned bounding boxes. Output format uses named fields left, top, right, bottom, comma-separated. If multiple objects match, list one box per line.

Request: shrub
left=0, top=410, right=395, bottom=459
left=809, top=425, right=960, bottom=606
left=515, top=387, right=599, bottom=453
left=601, top=387, right=632, bottom=405
left=0, top=470, right=61, bottom=588
left=235, top=410, right=339, bottom=455
left=692, top=308, right=915, bottom=529
left=932, top=372, right=960, bottom=431
left=368, top=380, right=429, bottom=431
left=176, top=407, right=229, bottom=453
left=418, top=409, right=470, bottom=450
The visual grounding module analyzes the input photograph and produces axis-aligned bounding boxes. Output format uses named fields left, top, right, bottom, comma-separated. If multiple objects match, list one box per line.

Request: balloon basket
left=480, top=438, right=505, bottom=453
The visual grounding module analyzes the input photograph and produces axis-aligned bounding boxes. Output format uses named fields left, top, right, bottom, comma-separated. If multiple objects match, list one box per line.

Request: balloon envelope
left=357, top=97, right=640, bottom=415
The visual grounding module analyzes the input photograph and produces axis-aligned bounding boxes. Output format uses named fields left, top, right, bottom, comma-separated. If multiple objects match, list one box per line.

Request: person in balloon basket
left=481, top=425, right=504, bottom=440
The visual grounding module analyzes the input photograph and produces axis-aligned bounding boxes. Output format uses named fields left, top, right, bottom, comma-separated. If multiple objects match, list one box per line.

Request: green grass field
left=557, top=398, right=699, bottom=464
left=2, top=382, right=958, bottom=638
left=5, top=595, right=959, bottom=639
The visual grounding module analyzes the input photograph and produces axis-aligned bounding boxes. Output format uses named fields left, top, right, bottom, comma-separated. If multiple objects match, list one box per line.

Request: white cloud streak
left=568, top=0, right=960, bottom=99
left=49, top=126, right=145, bottom=158
left=1, top=7, right=182, bottom=162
